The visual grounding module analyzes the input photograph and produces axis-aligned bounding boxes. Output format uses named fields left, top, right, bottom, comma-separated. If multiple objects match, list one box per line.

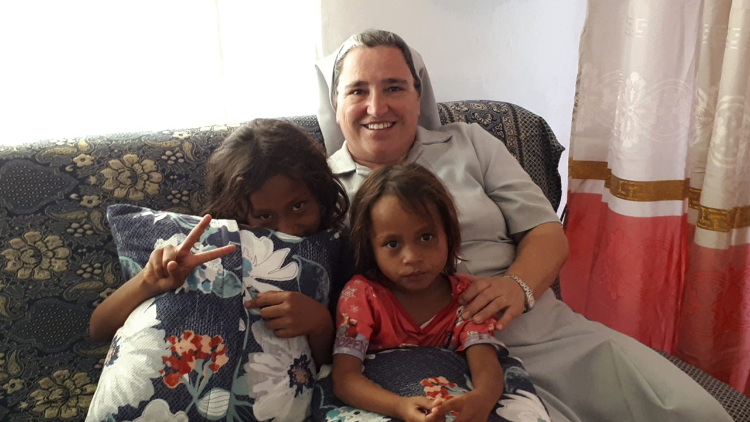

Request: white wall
left=320, top=0, right=588, bottom=213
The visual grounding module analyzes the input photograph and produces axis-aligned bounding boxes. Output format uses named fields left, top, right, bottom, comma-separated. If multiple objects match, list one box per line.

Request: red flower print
left=160, top=331, right=229, bottom=389
left=421, top=376, right=459, bottom=417
left=420, top=376, right=457, bottom=400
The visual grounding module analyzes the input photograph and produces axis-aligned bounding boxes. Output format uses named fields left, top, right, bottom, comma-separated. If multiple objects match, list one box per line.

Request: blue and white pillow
left=313, top=347, right=550, bottom=422
left=86, top=204, right=344, bottom=422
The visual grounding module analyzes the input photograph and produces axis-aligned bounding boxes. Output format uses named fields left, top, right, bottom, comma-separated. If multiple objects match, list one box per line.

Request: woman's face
left=335, top=46, right=421, bottom=168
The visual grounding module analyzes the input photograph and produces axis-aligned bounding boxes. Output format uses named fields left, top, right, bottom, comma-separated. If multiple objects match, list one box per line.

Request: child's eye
left=384, top=240, right=399, bottom=249
left=420, top=234, right=434, bottom=242
left=256, top=213, right=272, bottom=221
left=292, top=201, right=305, bottom=211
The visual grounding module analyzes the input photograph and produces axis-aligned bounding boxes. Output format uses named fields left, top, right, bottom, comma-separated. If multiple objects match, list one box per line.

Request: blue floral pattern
left=85, top=204, right=344, bottom=422
left=312, top=348, right=550, bottom=422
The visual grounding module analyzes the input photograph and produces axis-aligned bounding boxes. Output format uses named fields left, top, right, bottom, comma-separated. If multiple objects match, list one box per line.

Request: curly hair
left=349, top=163, right=462, bottom=278
left=201, top=119, right=348, bottom=230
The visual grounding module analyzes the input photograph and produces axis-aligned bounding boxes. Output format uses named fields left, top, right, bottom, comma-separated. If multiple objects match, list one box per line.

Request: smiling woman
left=0, top=1, right=320, bottom=146
left=334, top=46, right=423, bottom=169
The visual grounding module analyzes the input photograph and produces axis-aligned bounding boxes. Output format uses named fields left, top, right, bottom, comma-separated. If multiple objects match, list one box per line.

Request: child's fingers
left=248, top=291, right=287, bottom=308
left=165, top=260, right=179, bottom=274
left=268, top=327, right=299, bottom=339
left=430, top=397, right=460, bottom=417
left=263, top=316, right=289, bottom=331
left=161, top=245, right=179, bottom=278
left=178, top=215, right=212, bottom=255
left=412, top=396, right=435, bottom=410
left=257, top=303, right=287, bottom=320
left=191, top=244, right=236, bottom=265
left=425, top=411, right=446, bottom=422
left=264, top=319, right=301, bottom=338
left=149, top=248, right=168, bottom=279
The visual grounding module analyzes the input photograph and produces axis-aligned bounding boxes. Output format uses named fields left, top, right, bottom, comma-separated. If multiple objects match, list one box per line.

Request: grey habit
left=316, top=34, right=733, bottom=422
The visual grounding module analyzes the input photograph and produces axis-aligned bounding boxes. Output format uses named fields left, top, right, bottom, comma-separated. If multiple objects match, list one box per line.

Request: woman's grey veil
left=314, top=34, right=442, bottom=155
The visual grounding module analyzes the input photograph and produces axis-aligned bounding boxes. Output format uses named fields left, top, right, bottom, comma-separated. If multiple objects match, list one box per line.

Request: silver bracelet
left=500, top=274, right=535, bottom=313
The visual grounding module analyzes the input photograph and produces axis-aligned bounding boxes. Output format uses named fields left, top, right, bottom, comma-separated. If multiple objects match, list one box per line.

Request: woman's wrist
left=499, top=273, right=535, bottom=312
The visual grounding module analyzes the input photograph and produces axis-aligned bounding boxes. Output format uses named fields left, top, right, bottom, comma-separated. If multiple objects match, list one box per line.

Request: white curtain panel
left=570, top=0, right=750, bottom=247
left=567, top=0, right=750, bottom=393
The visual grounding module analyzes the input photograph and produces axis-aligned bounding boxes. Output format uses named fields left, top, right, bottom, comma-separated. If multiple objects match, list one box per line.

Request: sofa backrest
left=0, top=100, right=562, bottom=422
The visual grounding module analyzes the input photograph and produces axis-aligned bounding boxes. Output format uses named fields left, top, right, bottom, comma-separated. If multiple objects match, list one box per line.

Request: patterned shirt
left=334, top=274, right=507, bottom=361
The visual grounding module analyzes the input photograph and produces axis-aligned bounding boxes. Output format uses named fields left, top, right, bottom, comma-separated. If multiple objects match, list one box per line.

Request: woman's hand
left=458, top=274, right=525, bottom=329
left=245, top=291, right=330, bottom=338
left=141, top=214, right=236, bottom=296
left=459, top=222, right=568, bottom=328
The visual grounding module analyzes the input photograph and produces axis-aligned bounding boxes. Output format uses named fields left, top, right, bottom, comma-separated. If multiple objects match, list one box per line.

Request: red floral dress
left=333, top=274, right=507, bottom=361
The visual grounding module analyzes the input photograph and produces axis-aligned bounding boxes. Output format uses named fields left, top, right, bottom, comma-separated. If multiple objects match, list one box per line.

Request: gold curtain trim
left=569, top=160, right=686, bottom=201
left=569, top=160, right=750, bottom=231
left=688, top=188, right=750, bottom=232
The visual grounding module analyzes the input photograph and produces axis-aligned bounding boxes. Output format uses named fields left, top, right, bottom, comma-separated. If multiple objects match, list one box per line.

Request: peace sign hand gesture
left=141, top=214, right=237, bottom=296
left=90, top=214, right=237, bottom=342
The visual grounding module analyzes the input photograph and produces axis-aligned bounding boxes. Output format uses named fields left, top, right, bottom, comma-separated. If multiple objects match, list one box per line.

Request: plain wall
left=320, top=0, right=588, bottom=213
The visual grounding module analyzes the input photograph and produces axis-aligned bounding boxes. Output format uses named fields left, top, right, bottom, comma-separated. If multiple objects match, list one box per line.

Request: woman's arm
left=459, top=221, right=568, bottom=325
left=333, top=354, right=438, bottom=422
left=508, top=220, right=568, bottom=299
left=452, top=124, right=568, bottom=325
left=430, top=344, right=504, bottom=422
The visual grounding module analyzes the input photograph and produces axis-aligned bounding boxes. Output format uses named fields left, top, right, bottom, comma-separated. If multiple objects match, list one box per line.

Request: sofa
left=0, top=100, right=747, bottom=422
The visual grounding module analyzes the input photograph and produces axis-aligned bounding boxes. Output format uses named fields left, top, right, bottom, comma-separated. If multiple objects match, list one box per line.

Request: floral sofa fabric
left=0, top=101, right=747, bottom=422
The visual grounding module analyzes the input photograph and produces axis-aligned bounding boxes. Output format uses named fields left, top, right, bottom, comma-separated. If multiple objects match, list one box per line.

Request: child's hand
left=397, top=396, right=445, bottom=422
left=428, top=391, right=495, bottom=422
left=245, top=291, right=330, bottom=338
left=141, top=215, right=236, bottom=296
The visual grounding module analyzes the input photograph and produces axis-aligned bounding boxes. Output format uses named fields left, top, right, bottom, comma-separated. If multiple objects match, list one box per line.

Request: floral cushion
left=86, top=204, right=344, bottom=422
left=312, top=347, right=550, bottom=422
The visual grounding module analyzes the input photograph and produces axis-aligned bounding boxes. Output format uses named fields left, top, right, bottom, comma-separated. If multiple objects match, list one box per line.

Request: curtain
left=562, top=0, right=750, bottom=395
left=0, top=0, right=320, bottom=145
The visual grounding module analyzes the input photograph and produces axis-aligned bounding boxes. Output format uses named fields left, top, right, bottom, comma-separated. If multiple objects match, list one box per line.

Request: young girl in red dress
left=332, top=163, right=506, bottom=422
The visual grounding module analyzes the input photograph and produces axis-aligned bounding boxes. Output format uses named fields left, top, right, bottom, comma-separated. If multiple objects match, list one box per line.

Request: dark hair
left=202, top=119, right=349, bottom=230
left=331, top=29, right=421, bottom=109
left=349, top=163, right=461, bottom=278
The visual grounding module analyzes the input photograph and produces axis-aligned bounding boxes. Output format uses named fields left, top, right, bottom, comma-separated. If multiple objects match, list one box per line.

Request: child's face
left=246, top=174, right=321, bottom=237
left=369, top=195, right=448, bottom=295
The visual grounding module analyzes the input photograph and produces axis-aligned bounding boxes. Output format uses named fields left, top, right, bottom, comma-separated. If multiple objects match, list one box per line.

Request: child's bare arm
left=89, top=215, right=235, bottom=342
left=90, top=269, right=162, bottom=342
left=333, top=354, right=440, bottom=422
left=430, top=344, right=504, bottom=422
left=246, top=291, right=335, bottom=367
